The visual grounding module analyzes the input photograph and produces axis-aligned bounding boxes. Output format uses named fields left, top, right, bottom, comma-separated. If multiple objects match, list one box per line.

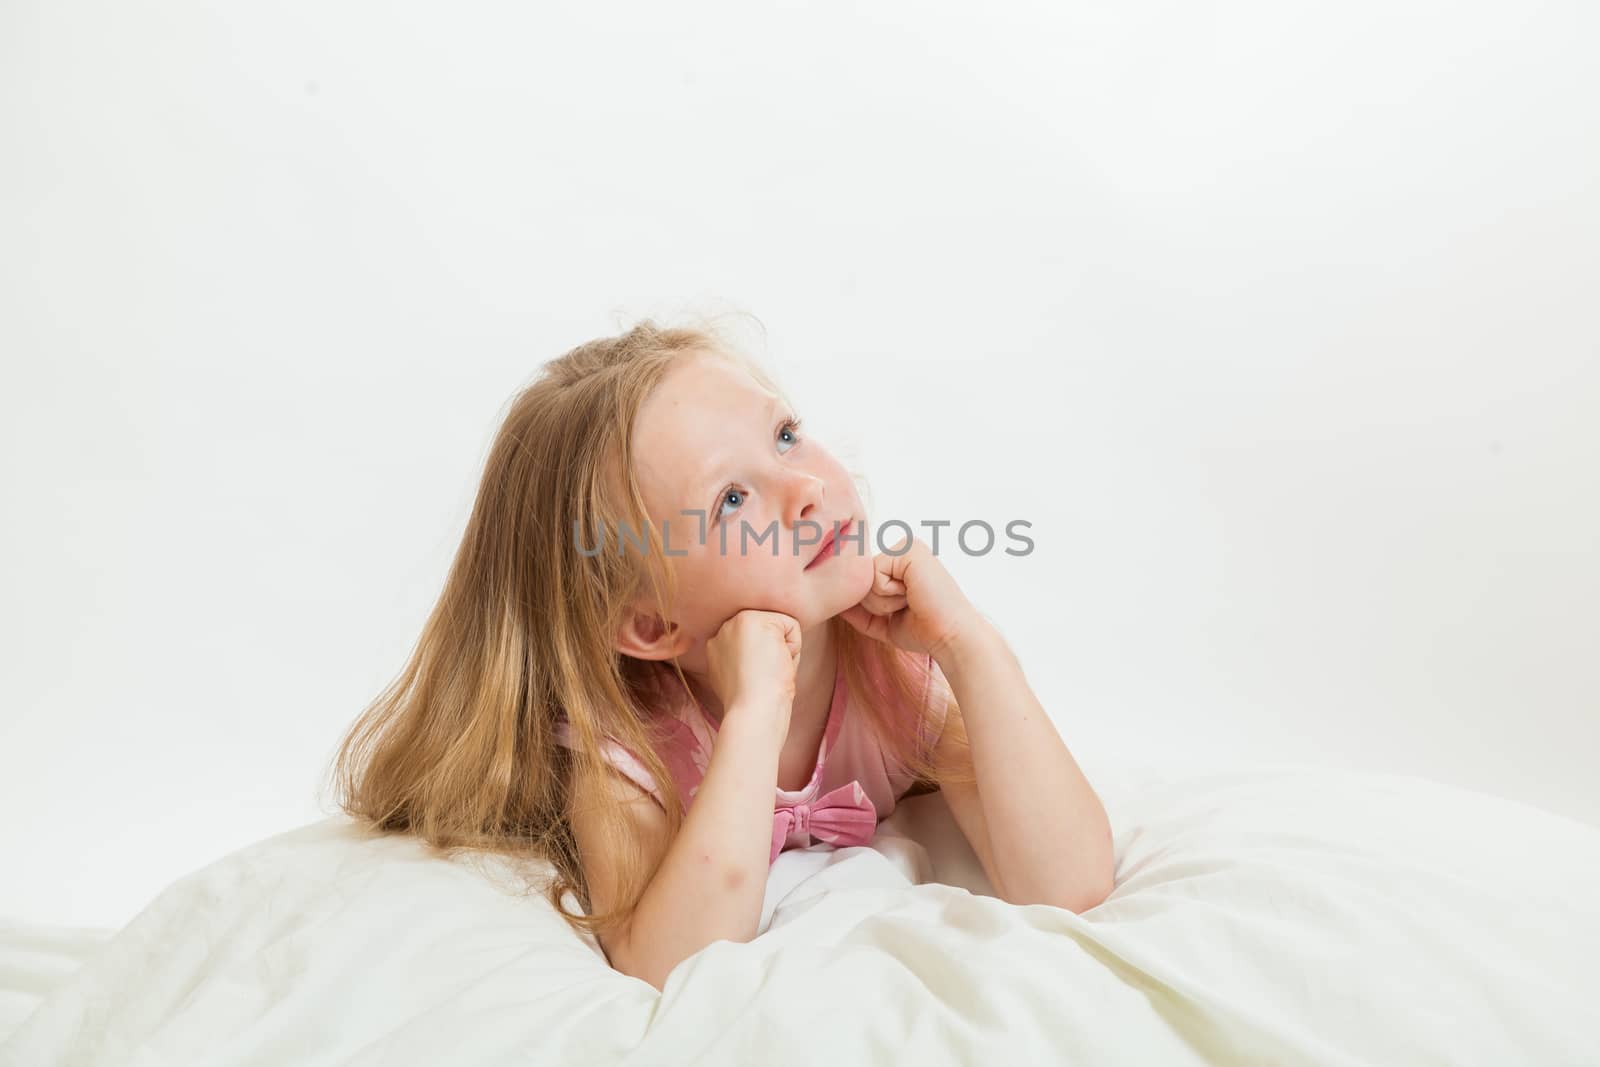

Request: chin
left=833, top=556, right=877, bottom=607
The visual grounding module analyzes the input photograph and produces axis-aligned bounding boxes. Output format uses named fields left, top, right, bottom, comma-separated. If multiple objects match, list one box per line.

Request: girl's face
left=630, top=353, right=875, bottom=661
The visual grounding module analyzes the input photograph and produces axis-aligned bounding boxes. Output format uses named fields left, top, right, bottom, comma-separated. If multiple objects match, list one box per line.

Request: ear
left=614, top=602, right=694, bottom=661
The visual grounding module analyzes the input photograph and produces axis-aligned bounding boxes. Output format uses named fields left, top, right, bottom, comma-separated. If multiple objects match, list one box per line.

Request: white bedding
left=3, top=762, right=1597, bottom=1065
left=0, top=920, right=115, bottom=1046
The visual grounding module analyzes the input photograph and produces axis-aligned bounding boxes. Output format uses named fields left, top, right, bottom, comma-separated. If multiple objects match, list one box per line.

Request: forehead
left=634, top=353, right=779, bottom=510
left=661, top=352, right=771, bottom=407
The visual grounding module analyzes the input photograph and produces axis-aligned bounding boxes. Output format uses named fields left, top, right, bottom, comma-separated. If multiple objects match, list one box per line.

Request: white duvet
left=3, top=762, right=1598, bottom=1065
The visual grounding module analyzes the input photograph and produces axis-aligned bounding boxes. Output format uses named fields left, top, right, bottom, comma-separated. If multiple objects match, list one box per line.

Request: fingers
left=857, top=554, right=909, bottom=614
left=871, top=557, right=905, bottom=591
left=881, top=528, right=915, bottom=555
left=872, top=536, right=922, bottom=586
left=856, top=590, right=907, bottom=615
left=840, top=603, right=890, bottom=641
left=840, top=604, right=873, bottom=633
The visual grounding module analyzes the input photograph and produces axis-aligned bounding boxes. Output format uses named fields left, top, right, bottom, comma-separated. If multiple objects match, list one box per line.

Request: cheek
left=679, top=539, right=782, bottom=609
left=668, top=552, right=725, bottom=622
left=843, top=552, right=876, bottom=597
left=725, top=531, right=797, bottom=582
left=712, top=534, right=809, bottom=608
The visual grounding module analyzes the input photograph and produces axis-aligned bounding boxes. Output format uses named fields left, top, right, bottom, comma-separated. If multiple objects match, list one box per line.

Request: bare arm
left=573, top=708, right=783, bottom=992
left=933, top=623, right=1114, bottom=912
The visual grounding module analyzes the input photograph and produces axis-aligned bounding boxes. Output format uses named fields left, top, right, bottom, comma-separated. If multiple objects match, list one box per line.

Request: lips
left=805, top=518, right=852, bottom=569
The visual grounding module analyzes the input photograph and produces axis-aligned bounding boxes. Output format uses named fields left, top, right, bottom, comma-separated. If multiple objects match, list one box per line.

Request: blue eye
left=711, top=415, right=804, bottom=523
left=777, top=418, right=802, bottom=453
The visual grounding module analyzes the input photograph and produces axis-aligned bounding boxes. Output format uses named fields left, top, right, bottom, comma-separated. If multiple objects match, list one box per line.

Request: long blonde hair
left=321, top=314, right=975, bottom=941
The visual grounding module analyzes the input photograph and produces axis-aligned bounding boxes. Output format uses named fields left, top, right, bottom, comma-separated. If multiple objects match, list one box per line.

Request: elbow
left=1026, top=870, right=1113, bottom=914
left=1009, top=877, right=1111, bottom=914
left=613, top=947, right=670, bottom=995
left=1063, top=840, right=1117, bottom=913
left=603, top=929, right=668, bottom=995
left=610, top=932, right=742, bottom=995
left=1005, top=844, right=1116, bottom=914
left=1062, top=870, right=1115, bottom=914
left=1059, top=821, right=1117, bottom=913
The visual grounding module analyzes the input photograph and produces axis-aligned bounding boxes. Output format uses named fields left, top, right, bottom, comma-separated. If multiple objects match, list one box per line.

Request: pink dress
left=556, top=652, right=952, bottom=864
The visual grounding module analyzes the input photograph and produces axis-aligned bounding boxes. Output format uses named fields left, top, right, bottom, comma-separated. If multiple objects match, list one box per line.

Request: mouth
left=805, top=518, right=853, bottom=570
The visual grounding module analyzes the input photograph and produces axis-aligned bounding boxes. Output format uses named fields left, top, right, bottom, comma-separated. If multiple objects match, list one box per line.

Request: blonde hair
left=321, top=313, right=975, bottom=942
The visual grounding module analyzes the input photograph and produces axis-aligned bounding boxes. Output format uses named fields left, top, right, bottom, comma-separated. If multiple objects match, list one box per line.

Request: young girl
left=328, top=317, right=1114, bottom=992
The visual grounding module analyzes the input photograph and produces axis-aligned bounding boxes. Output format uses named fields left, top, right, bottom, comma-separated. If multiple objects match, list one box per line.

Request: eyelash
left=712, top=416, right=804, bottom=522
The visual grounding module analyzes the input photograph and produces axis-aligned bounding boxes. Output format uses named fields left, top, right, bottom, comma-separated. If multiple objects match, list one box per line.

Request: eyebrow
left=686, top=394, right=782, bottom=511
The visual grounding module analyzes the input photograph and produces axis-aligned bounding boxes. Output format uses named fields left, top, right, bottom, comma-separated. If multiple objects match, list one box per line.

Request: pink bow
left=770, top=780, right=878, bottom=863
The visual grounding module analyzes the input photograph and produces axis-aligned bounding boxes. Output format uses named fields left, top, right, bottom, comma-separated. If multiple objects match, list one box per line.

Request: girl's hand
left=840, top=533, right=984, bottom=660
left=704, top=609, right=803, bottom=738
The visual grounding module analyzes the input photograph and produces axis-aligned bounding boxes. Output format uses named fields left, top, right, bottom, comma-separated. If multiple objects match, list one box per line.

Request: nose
left=782, top=469, right=826, bottom=532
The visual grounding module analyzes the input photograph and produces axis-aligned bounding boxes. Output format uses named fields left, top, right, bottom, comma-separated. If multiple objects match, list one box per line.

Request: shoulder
left=867, top=649, right=953, bottom=739
left=554, top=717, right=673, bottom=812
left=566, top=749, right=672, bottom=929
left=567, top=745, right=665, bottom=816
left=918, top=652, right=955, bottom=743
left=867, top=651, right=955, bottom=801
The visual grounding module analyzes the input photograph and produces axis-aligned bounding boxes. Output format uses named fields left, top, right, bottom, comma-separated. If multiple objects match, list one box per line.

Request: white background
left=2, top=0, right=1595, bottom=929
